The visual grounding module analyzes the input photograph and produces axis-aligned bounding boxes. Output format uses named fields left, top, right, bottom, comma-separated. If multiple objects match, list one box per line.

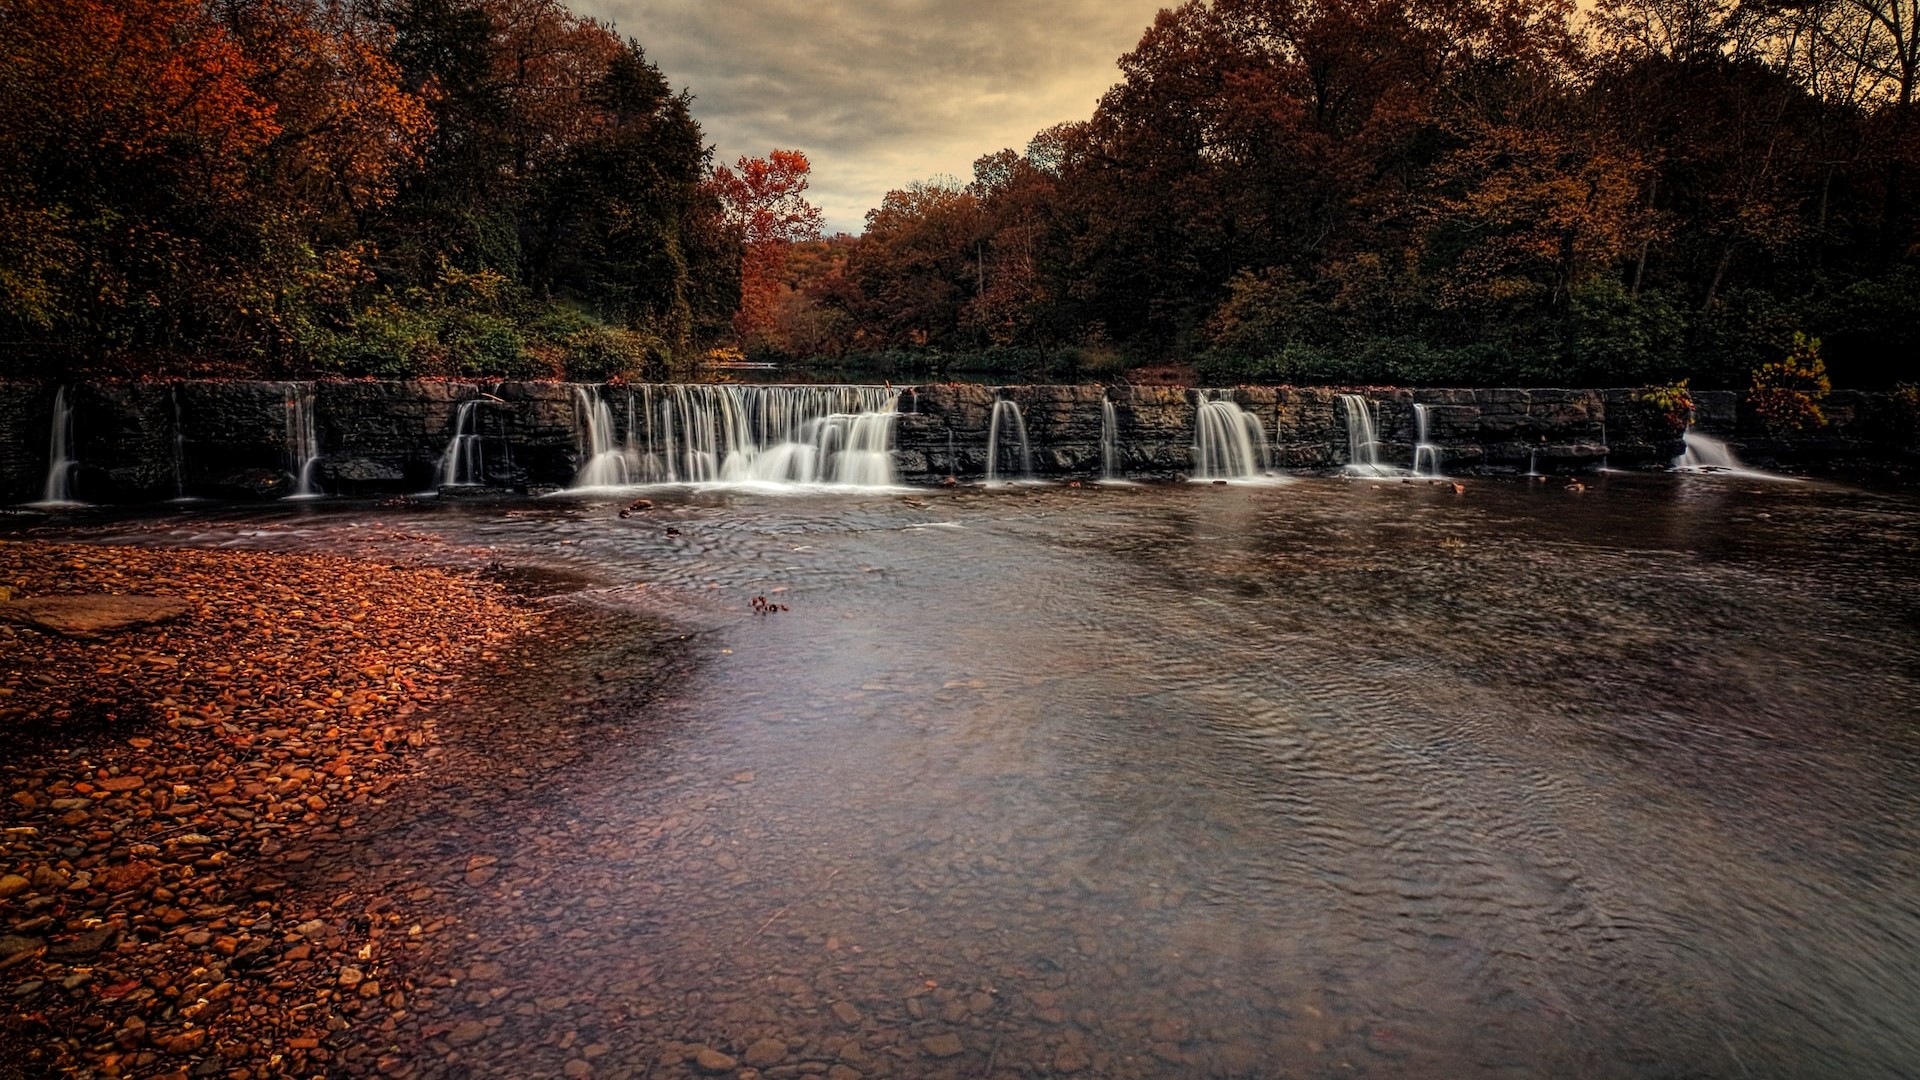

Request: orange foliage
left=2, top=0, right=279, bottom=195
left=709, top=150, right=825, bottom=342
left=219, top=0, right=432, bottom=216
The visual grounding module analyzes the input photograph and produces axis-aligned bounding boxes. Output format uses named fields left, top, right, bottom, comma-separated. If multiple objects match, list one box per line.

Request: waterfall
left=571, top=384, right=900, bottom=489
left=1527, top=448, right=1540, bottom=477
left=1674, top=430, right=1744, bottom=470
left=1192, top=395, right=1271, bottom=480
left=1100, top=398, right=1121, bottom=481
left=1411, top=403, right=1442, bottom=477
left=434, top=397, right=487, bottom=487
left=1337, top=394, right=1391, bottom=476
left=986, top=398, right=1031, bottom=483
left=35, top=386, right=80, bottom=506
left=1672, top=430, right=1794, bottom=480
left=285, top=383, right=323, bottom=498
left=573, top=385, right=634, bottom=487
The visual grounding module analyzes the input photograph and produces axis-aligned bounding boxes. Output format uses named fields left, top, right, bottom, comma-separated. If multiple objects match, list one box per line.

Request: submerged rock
left=0, top=594, right=191, bottom=639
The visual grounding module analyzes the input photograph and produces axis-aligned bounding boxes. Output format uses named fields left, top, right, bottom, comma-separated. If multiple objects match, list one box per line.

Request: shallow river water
left=27, top=472, right=1920, bottom=1078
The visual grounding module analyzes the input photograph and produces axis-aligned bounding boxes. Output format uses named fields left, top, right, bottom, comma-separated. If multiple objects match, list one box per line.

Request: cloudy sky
left=574, top=0, right=1173, bottom=234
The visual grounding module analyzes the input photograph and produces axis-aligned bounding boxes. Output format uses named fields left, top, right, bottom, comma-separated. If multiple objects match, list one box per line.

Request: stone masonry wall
left=3, top=380, right=1913, bottom=503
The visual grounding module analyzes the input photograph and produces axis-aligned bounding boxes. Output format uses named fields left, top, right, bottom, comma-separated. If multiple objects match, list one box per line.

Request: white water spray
left=1673, top=430, right=1795, bottom=480
left=1338, top=393, right=1393, bottom=476
left=34, top=386, right=81, bottom=506
left=1100, top=398, right=1121, bottom=481
left=572, top=384, right=900, bottom=489
left=1192, top=395, right=1271, bottom=480
left=435, top=398, right=488, bottom=487
left=986, top=399, right=1032, bottom=483
left=1411, top=403, right=1443, bottom=477
left=285, top=383, right=322, bottom=498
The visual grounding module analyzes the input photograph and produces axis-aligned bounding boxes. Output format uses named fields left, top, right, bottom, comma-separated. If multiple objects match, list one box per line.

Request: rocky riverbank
left=0, top=540, right=540, bottom=1078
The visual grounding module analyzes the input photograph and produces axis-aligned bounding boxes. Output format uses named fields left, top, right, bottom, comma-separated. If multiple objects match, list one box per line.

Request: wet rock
left=1053, top=1046, right=1090, bottom=1073
left=0, top=936, right=43, bottom=971
left=0, top=595, right=192, bottom=639
left=0, top=874, right=26, bottom=899
left=691, top=1046, right=737, bottom=1073
left=921, top=1033, right=964, bottom=1058
left=47, top=927, right=117, bottom=960
left=830, top=1001, right=862, bottom=1027
left=30, top=864, right=69, bottom=890
left=743, top=1038, right=787, bottom=1068
left=445, top=1020, right=490, bottom=1048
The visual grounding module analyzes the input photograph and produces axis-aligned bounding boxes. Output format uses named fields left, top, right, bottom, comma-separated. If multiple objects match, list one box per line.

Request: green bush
left=559, top=325, right=670, bottom=383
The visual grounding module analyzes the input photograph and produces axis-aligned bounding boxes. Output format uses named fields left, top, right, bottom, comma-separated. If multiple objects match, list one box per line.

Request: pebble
left=446, top=1020, right=490, bottom=1048
left=743, top=1038, right=788, bottom=1068
left=921, top=1033, right=964, bottom=1058
left=0, top=540, right=537, bottom=1078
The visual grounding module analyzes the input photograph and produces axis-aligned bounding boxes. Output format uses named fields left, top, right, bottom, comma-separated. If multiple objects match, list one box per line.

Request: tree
left=0, top=0, right=280, bottom=368
left=708, top=150, right=826, bottom=343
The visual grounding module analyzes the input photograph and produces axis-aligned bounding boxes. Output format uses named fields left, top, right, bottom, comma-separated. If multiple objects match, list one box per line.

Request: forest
left=3, top=0, right=1919, bottom=389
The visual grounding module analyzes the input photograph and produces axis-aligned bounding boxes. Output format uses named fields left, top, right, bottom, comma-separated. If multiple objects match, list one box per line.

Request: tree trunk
left=1702, top=243, right=1736, bottom=313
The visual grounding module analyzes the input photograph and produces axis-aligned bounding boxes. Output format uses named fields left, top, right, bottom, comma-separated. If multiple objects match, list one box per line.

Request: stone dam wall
left=3, top=380, right=1915, bottom=502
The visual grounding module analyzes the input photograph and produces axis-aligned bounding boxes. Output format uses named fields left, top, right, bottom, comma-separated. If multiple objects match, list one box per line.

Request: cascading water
left=1675, top=431, right=1741, bottom=470
left=573, top=386, right=634, bottom=487
left=285, top=383, right=323, bottom=498
left=35, top=386, right=80, bottom=506
left=1338, top=393, right=1393, bottom=476
left=571, top=385, right=900, bottom=490
left=985, top=398, right=1032, bottom=483
left=434, top=398, right=488, bottom=487
left=1411, top=403, right=1443, bottom=477
left=1191, top=394, right=1271, bottom=480
left=1100, top=398, right=1121, bottom=481
left=1673, top=430, right=1793, bottom=479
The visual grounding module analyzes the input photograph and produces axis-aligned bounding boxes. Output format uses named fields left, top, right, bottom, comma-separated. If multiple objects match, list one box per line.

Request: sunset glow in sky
left=577, top=0, right=1172, bottom=234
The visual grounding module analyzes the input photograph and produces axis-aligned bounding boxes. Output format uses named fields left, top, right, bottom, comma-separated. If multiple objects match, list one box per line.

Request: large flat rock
left=0, top=594, right=192, bottom=638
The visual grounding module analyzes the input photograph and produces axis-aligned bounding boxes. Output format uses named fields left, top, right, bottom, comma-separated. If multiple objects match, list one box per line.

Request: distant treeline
left=4, top=0, right=1919, bottom=389
left=747, top=0, right=1920, bottom=389
left=0, top=0, right=737, bottom=381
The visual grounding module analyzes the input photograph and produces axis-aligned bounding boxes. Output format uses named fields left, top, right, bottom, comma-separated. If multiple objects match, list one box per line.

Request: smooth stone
left=743, top=1038, right=787, bottom=1068
left=921, top=1033, right=964, bottom=1058
left=445, top=1020, right=489, bottom=1048
left=692, top=1047, right=737, bottom=1074
left=0, top=595, right=192, bottom=639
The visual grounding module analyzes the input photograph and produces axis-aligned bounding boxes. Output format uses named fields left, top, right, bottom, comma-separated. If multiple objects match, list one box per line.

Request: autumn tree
left=707, top=150, right=826, bottom=345
left=0, top=0, right=281, bottom=368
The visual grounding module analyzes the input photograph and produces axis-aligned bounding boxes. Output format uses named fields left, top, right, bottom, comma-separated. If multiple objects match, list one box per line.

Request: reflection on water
left=42, top=474, right=1920, bottom=1078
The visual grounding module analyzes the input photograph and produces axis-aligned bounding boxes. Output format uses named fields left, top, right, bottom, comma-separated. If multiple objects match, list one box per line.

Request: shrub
left=1638, top=379, right=1694, bottom=433
left=1748, top=332, right=1831, bottom=432
left=559, top=325, right=670, bottom=383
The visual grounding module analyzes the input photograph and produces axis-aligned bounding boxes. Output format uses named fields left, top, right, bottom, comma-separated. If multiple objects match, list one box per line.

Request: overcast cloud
left=572, top=0, right=1171, bottom=234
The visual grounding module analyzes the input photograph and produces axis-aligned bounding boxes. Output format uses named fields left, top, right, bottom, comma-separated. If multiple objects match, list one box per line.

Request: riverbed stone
left=0, top=594, right=190, bottom=638
left=743, top=1037, right=788, bottom=1067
